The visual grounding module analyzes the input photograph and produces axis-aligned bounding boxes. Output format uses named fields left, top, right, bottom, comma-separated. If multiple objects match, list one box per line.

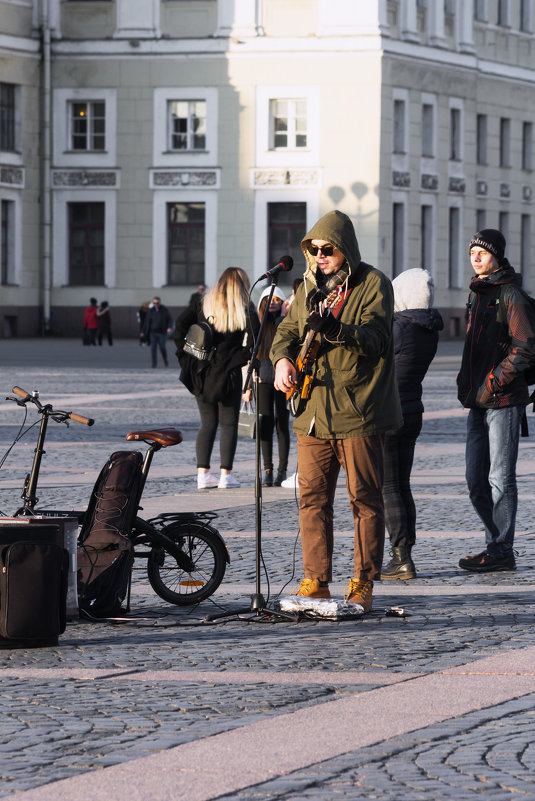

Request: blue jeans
left=150, top=332, right=168, bottom=367
left=465, top=406, right=522, bottom=555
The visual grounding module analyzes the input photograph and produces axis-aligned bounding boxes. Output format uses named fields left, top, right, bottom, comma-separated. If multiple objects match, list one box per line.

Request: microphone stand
left=204, top=277, right=297, bottom=622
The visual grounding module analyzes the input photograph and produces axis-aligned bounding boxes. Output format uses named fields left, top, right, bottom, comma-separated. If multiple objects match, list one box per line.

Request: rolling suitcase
left=0, top=521, right=69, bottom=647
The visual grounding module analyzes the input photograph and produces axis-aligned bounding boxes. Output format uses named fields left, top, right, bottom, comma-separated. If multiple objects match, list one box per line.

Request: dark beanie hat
left=468, top=229, right=506, bottom=262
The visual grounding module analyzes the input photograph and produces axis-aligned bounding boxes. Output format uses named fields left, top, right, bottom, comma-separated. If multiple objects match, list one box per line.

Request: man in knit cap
left=457, top=229, right=535, bottom=572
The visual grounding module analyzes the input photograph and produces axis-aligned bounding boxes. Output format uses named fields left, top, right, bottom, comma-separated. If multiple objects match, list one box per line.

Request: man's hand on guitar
left=306, top=311, right=342, bottom=340
left=274, top=358, right=297, bottom=393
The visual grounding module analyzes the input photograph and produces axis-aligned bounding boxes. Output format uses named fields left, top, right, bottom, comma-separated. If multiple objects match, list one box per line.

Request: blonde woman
left=175, top=268, right=259, bottom=489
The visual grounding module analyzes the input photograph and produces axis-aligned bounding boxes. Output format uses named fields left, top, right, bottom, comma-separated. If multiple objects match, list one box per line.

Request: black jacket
left=143, top=304, right=172, bottom=336
left=174, top=297, right=260, bottom=402
left=393, top=308, right=443, bottom=415
left=457, top=264, right=535, bottom=409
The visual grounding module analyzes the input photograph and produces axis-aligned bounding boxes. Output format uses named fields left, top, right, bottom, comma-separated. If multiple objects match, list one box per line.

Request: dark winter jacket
left=393, top=309, right=443, bottom=415
left=174, top=296, right=260, bottom=402
left=271, top=210, right=402, bottom=438
left=457, top=263, right=535, bottom=409
left=143, top=304, right=172, bottom=336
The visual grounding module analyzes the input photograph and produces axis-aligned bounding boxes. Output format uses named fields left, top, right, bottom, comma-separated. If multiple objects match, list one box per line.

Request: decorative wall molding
left=251, top=168, right=321, bottom=188
left=421, top=173, right=439, bottom=191
left=51, top=170, right=120, bottom=188
left=476, top=179, right=488, bottom=196
left=522, top=185, right=532, bottom=202
left=392, top=170, right=410, bottom=188
left=448, top=177, right=466, bottom=193
left=150, top=169, right=220, bottom=189
left=500, top=182, right=511, bottom=199
left=0, top=165, right=24, bottom=188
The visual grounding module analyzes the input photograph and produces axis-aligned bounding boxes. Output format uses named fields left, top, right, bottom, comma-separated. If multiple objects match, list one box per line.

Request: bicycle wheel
left=147, top=522, right=227, bottom=605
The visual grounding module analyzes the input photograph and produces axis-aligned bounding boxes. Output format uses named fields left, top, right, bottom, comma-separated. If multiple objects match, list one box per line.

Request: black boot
left=273, top=469, right=287, bottom=486
left=381, top=545, right=416, bottom=580
left=262, top=468, right=273, bottom=487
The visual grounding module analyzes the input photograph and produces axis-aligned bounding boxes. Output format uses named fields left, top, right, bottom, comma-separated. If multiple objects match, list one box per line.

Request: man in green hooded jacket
left=271, top=210, right=402, bottom=611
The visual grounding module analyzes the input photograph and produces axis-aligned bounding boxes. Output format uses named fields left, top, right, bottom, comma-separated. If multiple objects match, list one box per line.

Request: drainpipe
left=41, top=0, right=52, bottom=334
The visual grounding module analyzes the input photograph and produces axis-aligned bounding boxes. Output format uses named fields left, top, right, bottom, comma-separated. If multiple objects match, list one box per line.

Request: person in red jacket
left=83, top=297, right=98, bottom=346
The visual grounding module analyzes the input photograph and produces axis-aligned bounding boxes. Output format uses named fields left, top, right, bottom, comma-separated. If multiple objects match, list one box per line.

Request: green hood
left=301, top=210, right=362, bottom=290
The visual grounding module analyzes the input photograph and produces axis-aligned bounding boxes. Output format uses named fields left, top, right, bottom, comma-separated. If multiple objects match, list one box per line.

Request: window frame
left=522, top=121, right=533, bottom=171
left=53, top=88, right=117, bottom=168
left=255, top=85, right=320, bottom=168
left=0, top=82, right=21, bottom=154
left=168, top=99, right=207, bottom=153
left=154, top=87, right=218, bottom=168
left=269, top=98, right=308, bottom=152
left=166, top=201, right=206, bottom=286
left=476, top=113, right=487, bottom=165
left=499, top=117, right=511, bottom=168
left=69, top=100, right=106, bottom=153
left=67, top=201, right=106, bottom=286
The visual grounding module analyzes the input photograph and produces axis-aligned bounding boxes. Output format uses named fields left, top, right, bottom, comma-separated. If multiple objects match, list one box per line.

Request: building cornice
left=0, top=33, right=40, bottom=57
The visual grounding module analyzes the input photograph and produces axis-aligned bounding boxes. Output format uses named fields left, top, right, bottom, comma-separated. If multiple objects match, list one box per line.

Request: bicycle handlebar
left=69, top=412, right=95, bottom=427
left=10, top=386, right=95, bottom=426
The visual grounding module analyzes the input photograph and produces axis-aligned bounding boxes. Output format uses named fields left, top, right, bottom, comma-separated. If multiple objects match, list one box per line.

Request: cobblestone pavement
left=0, top=339, right=535, bottom=801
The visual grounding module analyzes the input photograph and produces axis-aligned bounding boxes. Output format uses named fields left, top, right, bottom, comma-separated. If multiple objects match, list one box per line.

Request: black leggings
left=195, top=388, right=241, bottom=471
left=257, top=382, right=290, bottom=471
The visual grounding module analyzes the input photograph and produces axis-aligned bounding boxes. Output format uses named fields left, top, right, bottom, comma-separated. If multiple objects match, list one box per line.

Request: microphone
left=260, top=255, right=293, bottom=279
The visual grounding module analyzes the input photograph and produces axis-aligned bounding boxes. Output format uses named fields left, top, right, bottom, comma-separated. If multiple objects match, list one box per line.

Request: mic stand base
left=204, top=594, right=298, bottom=623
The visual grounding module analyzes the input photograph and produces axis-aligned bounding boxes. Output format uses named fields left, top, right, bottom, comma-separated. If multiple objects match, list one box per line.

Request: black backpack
left=77, top=450, right=144, bottom=618
left=183, top=321, right=215, bottom=361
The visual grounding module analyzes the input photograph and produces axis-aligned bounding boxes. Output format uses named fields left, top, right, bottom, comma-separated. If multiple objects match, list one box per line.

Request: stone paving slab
left=1, top=339, right=535, bottom=800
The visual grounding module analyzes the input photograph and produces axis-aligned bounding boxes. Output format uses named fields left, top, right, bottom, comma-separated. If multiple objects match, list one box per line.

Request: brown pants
left=297, top=433, right=385, bottom=582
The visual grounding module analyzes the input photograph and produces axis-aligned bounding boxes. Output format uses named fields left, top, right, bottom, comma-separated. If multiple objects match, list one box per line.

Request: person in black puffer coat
left=381, top=268, right=443, bottom=580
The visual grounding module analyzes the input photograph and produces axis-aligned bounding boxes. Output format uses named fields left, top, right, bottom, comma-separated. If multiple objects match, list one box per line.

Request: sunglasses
left=307, top=244, right=335, bottom=257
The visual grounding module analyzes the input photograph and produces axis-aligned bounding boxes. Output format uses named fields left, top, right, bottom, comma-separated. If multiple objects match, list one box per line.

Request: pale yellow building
left=0, top=0, right=534, bottom=337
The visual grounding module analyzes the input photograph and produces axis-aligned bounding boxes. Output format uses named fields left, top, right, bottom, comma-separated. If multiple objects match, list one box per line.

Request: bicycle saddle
left=126, top=428, right=183, bottom=446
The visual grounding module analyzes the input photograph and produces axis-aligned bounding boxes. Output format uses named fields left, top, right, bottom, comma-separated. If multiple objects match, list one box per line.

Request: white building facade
left=0, top=0, right=534, bottom=337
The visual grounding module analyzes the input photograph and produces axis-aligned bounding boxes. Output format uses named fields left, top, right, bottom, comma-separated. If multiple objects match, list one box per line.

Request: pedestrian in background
left=141, top=296, right=173, bottom=367
left=137, top=301, right=149, bottom=346
left=175, top=267, right=259, bottom=490
left=245, top=286, right=290, bottom=487
left=83, top=297, right=98, bottom=346
left=381, top=268, right=443, bottom=580
left=457, top=229, right=535, bottom=573
left=97, top=301, right=113, bottom=346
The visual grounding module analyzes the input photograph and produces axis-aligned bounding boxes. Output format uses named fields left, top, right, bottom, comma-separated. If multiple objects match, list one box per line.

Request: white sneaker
left=281, top=471, right=298, bottom=488
left=218, top=472, right=240, bottom=489
left=197, top=472, right=219, bottom=490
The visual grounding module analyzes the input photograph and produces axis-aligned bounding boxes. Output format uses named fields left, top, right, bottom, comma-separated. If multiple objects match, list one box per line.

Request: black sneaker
left=458, top=550, right=516, bottom=572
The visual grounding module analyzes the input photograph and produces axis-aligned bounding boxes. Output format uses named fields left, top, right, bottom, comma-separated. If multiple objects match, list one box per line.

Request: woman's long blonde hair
left=202, top=267, right=250, bottom=332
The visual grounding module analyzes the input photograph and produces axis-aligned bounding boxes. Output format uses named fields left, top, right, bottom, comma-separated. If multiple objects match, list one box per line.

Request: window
left=476, top=209, right=486, bottom=231
left=422, top=104, right=434, bottom=157
left=448, top=206, right=461, bottom=288
left=477, top=114, right=487, bottom=165
left=444, top=0, right=454, bottom=14
left=522, top=122, right=533, bottom=171
left=420, top=204, right=433, bottom=270
left=69, top=101, right=105, bottom=151
left=521, top=215, right=531, bottom=282
left=474, top=0, right=487, bottom=21
left=68, top=202, right=105, bottom=285
left=500, top=117, right=511, bottom=167
left=449, top=107, right=461, bottom=161
left=167, top=202, right=205, bottom=285
left=520, top=0, right=531, bottom=31
left=392, top=202, right=405, bottom=277
left=0, top=83, right=18, bottom=152
left=393, top=99, right=406, bottom=154
left=168, top=100, right=206, bottom=151
left=1, top=200, right=15, bottom=285
left=270, top=99, right=307, bottom=150
left=267, top=203, right=306, bottom=286
left=499, top=211, right=509, bottom=243
left=497, top=0, right=509, bottom=26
